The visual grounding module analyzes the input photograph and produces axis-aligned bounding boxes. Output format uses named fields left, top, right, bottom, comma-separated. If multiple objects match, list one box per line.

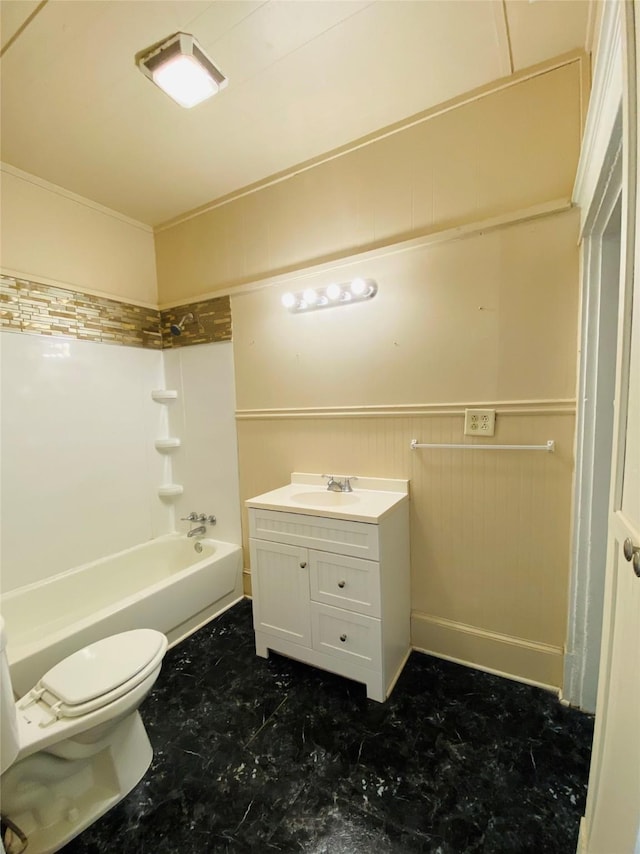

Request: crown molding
left=0, top=162, right=153, bottom=233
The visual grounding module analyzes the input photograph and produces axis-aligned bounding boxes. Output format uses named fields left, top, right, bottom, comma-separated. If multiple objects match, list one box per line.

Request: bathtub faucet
left=181, top=511, right=216, bottom=538
left=187, top=525, right=207, bottom=538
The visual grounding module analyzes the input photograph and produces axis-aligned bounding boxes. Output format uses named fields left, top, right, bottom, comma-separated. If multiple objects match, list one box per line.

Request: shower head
left=170, top=313, right=194, bottom=336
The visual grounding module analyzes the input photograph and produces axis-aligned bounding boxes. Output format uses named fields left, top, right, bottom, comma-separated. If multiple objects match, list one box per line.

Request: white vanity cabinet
left=248, top=496, right=410, bottom=702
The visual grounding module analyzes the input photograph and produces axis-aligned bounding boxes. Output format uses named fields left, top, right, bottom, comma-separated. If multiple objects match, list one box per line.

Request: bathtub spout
left=187, top=526, right=207, bottom=538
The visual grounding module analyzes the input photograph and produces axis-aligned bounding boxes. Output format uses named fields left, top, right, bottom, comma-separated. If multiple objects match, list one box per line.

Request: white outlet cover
left=464, top=409, right=496, bottom=436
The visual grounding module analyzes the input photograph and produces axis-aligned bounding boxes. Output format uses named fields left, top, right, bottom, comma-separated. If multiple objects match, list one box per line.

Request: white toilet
left=0, top=617, right=167, bottom=854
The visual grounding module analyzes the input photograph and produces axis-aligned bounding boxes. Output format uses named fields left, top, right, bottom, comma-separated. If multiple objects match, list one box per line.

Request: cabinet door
left=250, top=538, right=311, bottom=647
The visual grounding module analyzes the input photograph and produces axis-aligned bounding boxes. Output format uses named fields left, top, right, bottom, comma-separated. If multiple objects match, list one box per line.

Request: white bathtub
left=0, top=534, right=243, bottom=696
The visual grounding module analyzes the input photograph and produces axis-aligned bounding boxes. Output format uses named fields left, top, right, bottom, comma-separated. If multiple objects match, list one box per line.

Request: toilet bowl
left=0, top=617, right=167, bottom=854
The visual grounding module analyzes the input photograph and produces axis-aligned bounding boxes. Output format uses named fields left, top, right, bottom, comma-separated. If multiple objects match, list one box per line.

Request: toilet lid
left=39, top=629, right=166, bottom=707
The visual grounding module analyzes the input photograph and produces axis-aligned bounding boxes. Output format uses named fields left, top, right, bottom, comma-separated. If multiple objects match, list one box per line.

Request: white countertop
left=245, top=473, right=409, bottom=523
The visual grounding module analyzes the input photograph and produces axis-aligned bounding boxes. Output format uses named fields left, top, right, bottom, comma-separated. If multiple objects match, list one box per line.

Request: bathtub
left=0, top=534, right=243, bottom=696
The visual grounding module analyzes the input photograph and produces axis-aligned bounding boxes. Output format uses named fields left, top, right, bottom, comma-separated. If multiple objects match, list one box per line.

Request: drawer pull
left=338, top=580, right=346, bottom=588
left=340, top=633, right=347, bottom=643
left=300, top=561, right=307, bottom=569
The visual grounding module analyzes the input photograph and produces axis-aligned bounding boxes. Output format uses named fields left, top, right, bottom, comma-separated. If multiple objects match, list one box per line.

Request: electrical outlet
left=464, top=408, right=496, bottom=437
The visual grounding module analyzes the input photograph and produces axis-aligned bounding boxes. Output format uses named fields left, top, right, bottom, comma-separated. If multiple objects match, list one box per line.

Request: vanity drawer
left=249, top=508, right=379, bottom=560
left=309, top=551, right=381, bottom=617
left=311, top=603, right=381, bottom=671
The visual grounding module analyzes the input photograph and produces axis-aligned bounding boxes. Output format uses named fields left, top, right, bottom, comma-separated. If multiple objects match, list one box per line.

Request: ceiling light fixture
left=281, top=279, right=378, bottom=313
left=136, top=32, right=228, bottom=108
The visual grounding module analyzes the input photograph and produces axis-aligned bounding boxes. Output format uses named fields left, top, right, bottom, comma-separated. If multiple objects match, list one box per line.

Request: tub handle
left=183, top=512, right=216, bottom=525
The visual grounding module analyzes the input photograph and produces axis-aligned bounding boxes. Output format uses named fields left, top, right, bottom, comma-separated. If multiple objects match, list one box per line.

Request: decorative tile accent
left=160, top=296, right=232, bottom=348
left=0, top=277, right=231, bottom=349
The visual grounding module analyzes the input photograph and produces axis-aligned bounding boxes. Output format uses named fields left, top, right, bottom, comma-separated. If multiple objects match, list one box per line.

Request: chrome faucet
left=180, top=511, right=216, bottom=539
left=187, top=525, right=207, bottom=538
left=323, top=475, right=356, bottom=493
left=325, top=476, right=343, bottom=492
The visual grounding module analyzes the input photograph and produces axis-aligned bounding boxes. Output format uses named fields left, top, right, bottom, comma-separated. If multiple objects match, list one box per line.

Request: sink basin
left=246, top=475, right=409, bottom=522
left=291, top=491, right=360, bottom=507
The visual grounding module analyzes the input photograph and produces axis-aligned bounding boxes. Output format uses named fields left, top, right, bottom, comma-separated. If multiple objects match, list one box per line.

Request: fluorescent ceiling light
left=136, top=32, right=227, bottom=108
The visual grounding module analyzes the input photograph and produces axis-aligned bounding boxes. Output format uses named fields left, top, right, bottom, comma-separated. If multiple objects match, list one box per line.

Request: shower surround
left=0, top=297, right=242, bottom=595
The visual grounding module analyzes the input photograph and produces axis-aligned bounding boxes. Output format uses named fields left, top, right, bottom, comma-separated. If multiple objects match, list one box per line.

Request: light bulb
left=281, top=292, right=296, bottom=309
left=153, top=55, right=219, bottom=108
left=326, top=283, right=341, bottom=300
left=303, top=288, right=318, bottom=305
left=350, top=277, right=367, bottom=296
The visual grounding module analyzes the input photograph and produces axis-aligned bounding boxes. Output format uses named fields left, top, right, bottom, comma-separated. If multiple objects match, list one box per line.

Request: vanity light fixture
left=136, top=32, right=228, bottom=108
left=281, top=278, right=377, bottom=313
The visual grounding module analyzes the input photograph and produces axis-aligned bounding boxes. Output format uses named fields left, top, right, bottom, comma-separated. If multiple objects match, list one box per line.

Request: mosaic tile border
left=0, top=277, right=231, bottom=349
left=160, top=297, right=232, bottom=348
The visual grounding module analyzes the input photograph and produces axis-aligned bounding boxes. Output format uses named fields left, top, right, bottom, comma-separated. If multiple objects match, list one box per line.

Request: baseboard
left=386, top=647, right=412, bottom=697
left=411, top=611, right=562, bottom=690
left=243, top=567, right=253, bottom=597
left=577, top=816, right=587, bottom=854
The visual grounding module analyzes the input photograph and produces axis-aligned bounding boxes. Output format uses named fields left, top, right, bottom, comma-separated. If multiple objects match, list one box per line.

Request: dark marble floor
left=62, top=599, right=593, bottom=854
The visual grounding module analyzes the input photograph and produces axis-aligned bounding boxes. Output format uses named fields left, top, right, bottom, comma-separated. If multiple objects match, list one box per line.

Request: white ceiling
left=0, top=0, right=592, bottom=227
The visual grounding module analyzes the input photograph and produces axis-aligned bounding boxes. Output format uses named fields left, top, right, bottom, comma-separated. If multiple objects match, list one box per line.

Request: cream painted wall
left=153, top=57, right=584, bottom=689
left=233, top=209, right=579, bottom=688
left=232, top=211, right=579, bottom=410
left=155, top=56, right=586, bottom=305
left=0, top=164, right=158, bottom=305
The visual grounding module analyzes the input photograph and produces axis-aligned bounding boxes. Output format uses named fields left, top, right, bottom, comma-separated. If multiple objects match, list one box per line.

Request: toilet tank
left=0, top=617, right=19, bottom=773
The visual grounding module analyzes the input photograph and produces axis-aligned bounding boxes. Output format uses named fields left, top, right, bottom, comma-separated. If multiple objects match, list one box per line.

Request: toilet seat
left=18, top=629, right=167, bottom=724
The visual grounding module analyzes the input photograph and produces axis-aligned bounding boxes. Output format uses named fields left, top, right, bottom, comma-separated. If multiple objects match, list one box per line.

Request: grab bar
left=410, top=439, right=555, bottom=452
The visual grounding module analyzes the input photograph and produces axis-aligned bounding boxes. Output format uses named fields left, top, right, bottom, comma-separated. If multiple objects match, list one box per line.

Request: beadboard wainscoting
left=236, top=403, right=575, bottom=689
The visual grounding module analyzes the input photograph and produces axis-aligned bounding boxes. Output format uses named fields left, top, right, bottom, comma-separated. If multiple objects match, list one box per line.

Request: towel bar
left=409, top=439, right=555, bottom=452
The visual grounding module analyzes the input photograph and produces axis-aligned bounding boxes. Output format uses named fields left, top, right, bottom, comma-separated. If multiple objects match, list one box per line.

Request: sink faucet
left=325, top=476, right=343, bottom=492
left=323, top=475, right=356, bottom=493
left=187, top=525, right=207, bottom=538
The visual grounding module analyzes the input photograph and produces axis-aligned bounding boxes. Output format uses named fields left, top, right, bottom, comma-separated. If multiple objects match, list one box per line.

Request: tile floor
left=62, top=599, right=593, bottom=854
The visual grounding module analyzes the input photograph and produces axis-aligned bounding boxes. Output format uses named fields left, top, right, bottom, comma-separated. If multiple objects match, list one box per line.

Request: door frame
left=564, top=0, right=625, bottom=712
